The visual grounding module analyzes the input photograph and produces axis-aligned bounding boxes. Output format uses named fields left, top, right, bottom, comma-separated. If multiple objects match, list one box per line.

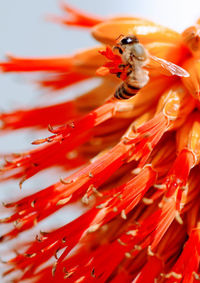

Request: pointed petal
left=92, top=20, right=181, bottom=46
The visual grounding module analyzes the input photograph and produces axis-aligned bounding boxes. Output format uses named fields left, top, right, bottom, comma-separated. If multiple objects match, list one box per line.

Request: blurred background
left=0, top=0, right=199, bottom=280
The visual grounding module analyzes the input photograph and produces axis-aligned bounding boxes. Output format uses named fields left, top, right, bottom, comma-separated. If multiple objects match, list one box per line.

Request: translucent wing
left=148, top=54, right=189, bottom=77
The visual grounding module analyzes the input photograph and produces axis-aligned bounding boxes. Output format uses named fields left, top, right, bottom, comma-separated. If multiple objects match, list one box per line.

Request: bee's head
left=119, top=36, right=147, bottom=61
left=120, top=35, right=139, bottom=45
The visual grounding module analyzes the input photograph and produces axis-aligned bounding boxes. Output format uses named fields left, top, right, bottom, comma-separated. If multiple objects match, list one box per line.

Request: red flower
left=1, top=2, right=200, bottom=282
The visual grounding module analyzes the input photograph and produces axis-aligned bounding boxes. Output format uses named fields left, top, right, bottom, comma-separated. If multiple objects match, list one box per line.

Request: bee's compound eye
left=132, top=44, right=147, bottom=61
left=120, top=36, right=139, bottom=45
left=121, top=37, right=133, bottom=45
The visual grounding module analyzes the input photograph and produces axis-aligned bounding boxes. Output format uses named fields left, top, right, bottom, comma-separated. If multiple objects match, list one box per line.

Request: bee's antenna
left=116, top=34, right=125, bottom=42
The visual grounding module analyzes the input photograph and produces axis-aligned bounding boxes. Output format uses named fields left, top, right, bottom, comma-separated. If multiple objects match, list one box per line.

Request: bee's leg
left=113, top=46, right=123, bottom=54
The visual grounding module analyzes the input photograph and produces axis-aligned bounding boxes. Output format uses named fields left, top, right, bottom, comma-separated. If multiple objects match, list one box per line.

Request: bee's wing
left=147, top=54, right=189, bottom=77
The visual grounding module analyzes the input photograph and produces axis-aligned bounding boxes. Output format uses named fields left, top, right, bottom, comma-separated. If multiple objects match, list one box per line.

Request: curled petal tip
left=31, top=139, right=46, bottom=145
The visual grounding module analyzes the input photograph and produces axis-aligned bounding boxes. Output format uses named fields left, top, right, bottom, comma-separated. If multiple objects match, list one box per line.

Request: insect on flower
left=97, top=34, right=189, bottom=100
left=0, top=2, right=200, bottom=283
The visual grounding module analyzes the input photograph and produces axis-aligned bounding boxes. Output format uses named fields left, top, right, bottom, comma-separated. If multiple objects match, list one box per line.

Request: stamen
left=147, top=245, right=155, bottom=256
left=175, top=211, right=183, bottom=225
left=131, top=167, right=142, bottom=175
left=121, top=209, right=127, bottom=219
left=56, top=195, right=72, bottom=206
left=117, top=239, right=127, bottom=246
left=126, top=230, right=137, bottom=236
left=142, top=197, right=154, bottom=205
left=52, top=262, right=57, bottom=277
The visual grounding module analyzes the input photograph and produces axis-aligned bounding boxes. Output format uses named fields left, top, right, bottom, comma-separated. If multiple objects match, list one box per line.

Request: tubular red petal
left=0, top=141, right=132, bottom=237
left=88, top=166, right=157, bottom=229
left=133, top=256, right=163, bottom=283
left=32, top=100, right=116, bottom=145
left=181, top=57, right=200, bottom=100
left=39, top=72, right=89, bottom=90
left=126, top=112, right=169, bottom=167
left=164, top=149, right=195, bottom=200
left=0, top=101, right=78, bottom=130
left=0, top=131, right=91, bottom=183
left=0, top=100, right=120, bottom=182
left=165, top=229, right=200, bottom=283
left=0, top=54, right=73, bottom=72
left=0, top=46, right=106, bottom=80
left=50, top=2, right=104, bottom=28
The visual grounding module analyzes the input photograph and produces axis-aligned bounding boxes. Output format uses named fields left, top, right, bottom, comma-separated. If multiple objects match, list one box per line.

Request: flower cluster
left=0, top=2, right=200, bottom=282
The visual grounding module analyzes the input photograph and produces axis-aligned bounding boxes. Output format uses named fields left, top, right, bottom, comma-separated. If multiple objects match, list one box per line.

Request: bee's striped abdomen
left=114, top=83, right=140, bottom=100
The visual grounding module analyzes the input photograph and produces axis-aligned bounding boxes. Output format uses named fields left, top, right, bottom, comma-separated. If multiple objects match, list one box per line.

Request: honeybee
left=113, top=35, right=189, bottom=100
